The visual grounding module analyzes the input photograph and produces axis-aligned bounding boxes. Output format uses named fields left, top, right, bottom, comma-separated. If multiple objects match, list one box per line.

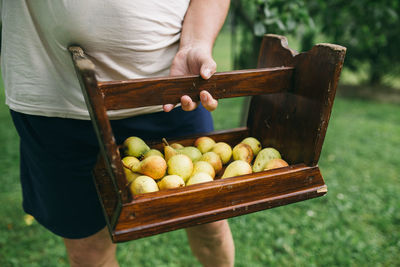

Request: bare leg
left=186, top=220, right=235, bottom=267
left=64, top=227, right=118, bottom=267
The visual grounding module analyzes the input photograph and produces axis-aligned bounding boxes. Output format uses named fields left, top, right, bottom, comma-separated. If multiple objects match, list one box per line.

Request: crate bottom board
left=108, top=164, right=326, bottom=242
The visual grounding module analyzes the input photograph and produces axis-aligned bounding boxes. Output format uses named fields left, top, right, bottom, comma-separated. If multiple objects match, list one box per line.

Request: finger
left=199, top=58, right=217, bottom=80
left=200, top=90, right=218, bottom=112
left=181, top=95, right=198, bottom=111
left=163, top=104, right=176, bottom=112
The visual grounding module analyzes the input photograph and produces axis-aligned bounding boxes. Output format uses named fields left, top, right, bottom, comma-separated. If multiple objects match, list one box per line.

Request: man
left=1, top=0, right=234, bottom=266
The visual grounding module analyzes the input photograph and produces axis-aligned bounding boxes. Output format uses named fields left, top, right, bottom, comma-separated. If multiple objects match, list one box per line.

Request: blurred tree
left=231, top=0, right=400, bottom=85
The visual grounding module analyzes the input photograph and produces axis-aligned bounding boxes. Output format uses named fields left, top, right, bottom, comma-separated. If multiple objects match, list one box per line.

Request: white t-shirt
left=1, top=0, right=190, bottom=119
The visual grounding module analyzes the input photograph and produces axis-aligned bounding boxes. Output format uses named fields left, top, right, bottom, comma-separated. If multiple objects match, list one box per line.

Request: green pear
left=178, top=146, right=202, bottom=162
left=167, top=154, right=193, bottom=182
left=123, top=168, right=141, bottom=184
left=232, top=143, right=254, bottom=164
left=199, top=151, right=223, bottom=174
left=123, top=136, right=150, bottom=158
left=143, top=149, right=164, bottom=159
left=211, top=142, right=232, bottom=164
left=252, top=147, right=282, bottom=172
left=186, top=172, right=214, bottom=186
left=221, top=160, right=253, bottom=179
left=170, top=143, right=184, bottom=149
left=130, top=175, right=159, bottom=195
left=121, top=156, right=140, bottom=169
left=192, top=161, right=215, bottom=179
left=157, top=175, right=185, bottom=190
left=264, top=158, right=289, bottom=171
left=131, top=155, right=167, bottom=180
left=241, top=137, right=262, bottom=156
left=194, top=136, right=216, bottom=154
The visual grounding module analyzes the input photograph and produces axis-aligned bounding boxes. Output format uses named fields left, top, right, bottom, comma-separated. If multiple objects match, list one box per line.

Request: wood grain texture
left=98, top=67, right=294, bottom=110
left=248, top=34, right=346, bottom=166
left=112, top=164, right=326, bottom=242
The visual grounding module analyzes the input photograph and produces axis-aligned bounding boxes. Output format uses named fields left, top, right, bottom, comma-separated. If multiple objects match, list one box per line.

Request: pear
left=167, top=154, right=194, bottom=182
left=264, top=158, right=289, bottom=171
left=131, top=155, right=167, bottom=180
left=192, top=161, right=215, bottom=179
left=241, top=137, right=262, bottom=156
left=170, top=143, right=184, bottom=149
left=252, top=147, right=282, bottom=172
left=123, top=136, right=150, bottom=158
left=124, top=168, right=141, bottom=184
left=178, top=146, right=202, bottom=162
left=143, top=149, right=164, bottom=159
left=164, top=145, right=178, bottom=162
left=157, top=175, right=185, bottom=190
left=121, top=156, right=140, bottom=169
left=232, top=143, right=254, bottom=164
left=194, top=136, right=216, bottom=154
left=199, top=151, right=223, bottom=174
left=211, top=142, right=232, bottom=164
left=130, top=175, right=159, bottom=195
left=221, top=160, right=253, bottom=179
left=186, top=172, right=214, bottom=186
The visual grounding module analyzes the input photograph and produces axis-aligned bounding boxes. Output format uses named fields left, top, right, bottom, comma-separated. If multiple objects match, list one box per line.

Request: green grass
left=1, top=32, right=400, bottom=266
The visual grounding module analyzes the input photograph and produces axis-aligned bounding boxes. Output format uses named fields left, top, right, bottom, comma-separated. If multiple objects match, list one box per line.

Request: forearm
left=180, top=0, right=230, bottom=53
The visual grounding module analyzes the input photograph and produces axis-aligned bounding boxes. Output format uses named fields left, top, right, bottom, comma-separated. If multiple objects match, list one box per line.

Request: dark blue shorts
left=10, top=106, right=213, bottom=239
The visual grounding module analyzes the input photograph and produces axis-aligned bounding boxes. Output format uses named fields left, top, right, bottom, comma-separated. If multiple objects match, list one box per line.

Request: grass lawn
left=1, top=32, right=399, bottom=266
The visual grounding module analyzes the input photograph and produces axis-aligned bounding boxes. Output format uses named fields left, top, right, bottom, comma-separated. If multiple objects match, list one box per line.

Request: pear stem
left=162, top=138, right=170, bottom=147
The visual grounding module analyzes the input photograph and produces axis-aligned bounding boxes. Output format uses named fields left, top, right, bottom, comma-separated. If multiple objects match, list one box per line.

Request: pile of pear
left=121, top=136, right=289, bottom=196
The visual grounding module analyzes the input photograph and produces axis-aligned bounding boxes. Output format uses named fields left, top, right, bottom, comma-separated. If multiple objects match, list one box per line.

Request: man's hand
left=163, top=45, right=219, bottom=112
left=163, top=0, right=230, bottom=113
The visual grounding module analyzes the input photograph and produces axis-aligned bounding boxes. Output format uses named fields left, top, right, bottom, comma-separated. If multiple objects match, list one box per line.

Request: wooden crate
left=69, top=34, right=346, bottom=243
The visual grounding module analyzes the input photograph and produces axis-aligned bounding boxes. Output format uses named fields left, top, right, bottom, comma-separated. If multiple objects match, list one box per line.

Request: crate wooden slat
left=69, top=34, right=346, bottom=243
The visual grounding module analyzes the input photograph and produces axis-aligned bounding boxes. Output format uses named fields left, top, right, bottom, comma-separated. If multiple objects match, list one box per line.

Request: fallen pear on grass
left=130, top=175, right=159, bottom=195
left=167, top=154, right=194, bottom=182
left=194, top=136, right=216, bottom=154
left=241, top=137, right=262, bottom=156
left=130, top=155, right=167, bottom=180
left=252, top=147, right=282, bottom=172
left=157, top=175, right=185, bottom=190
left=199, top=151, right=223, bottom=174
left=232, top=143, right=253, bottom=164
left=186, top=172, right=214, bottom=186
left=221, top=160, right=253, bottom=179
left=123, top=136, right=150, bottom=158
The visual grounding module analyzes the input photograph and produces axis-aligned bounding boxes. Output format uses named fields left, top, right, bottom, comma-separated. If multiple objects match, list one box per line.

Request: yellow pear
left=167, top=154, right=193, bottom=182
left=170, top=143, right=184, bottom=149
left=192, top=161, right=215, bottom=178
left=143, top=149, right=164, bottom=159
left=130, top=175, right=159, bottom=195
left=121, top=156, right=140, bottom=169
left=123, top=136, right=150, bottom=158
left=124, top=168, right=141, bottom=184
left=164, top=145, right=178, bottom=162
left=194, top=136, right=216, bottom=154
left=221, top=160, right=252, bottom=179
left=241, top=137, right=262, bottom=156
left=252, top=147, right=282, bottom=172
left=263, top=158, right=289, bottom=171
left=131, top=155, right=167, bottom=180
left=211, top=142, right=232, bottom=164
left=199, top=151, right=223, bottom=174
left=157, top=175, right=185, bottom=190
left=178, top=146, right=202, bottom=162
left=186, top=172, right=214, bottom=186
left=232, top=143, right=254, bottom=164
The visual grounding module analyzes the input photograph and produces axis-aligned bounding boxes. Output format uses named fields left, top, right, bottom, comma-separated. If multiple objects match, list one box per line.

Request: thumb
left=199, top=57, right=217, bottom=80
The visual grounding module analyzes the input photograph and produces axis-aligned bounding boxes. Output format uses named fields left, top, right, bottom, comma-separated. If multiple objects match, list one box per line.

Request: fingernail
left=201, top=93, right=208, bottom=102
left=203, top=68, right=211, bottom=79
